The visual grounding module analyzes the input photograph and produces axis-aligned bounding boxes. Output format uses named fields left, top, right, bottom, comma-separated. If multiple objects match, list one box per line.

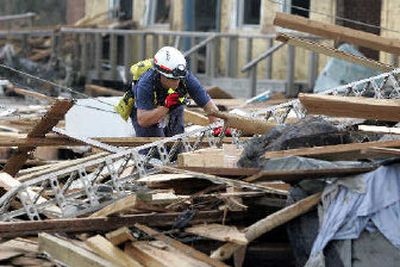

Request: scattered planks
left=211, top=192, right=321, bottom=260
left=3, top=99, right=74, bottom=176
left=276, top=33, right=394, bottom=72
left=273, top=12, right=400, bottom=54
left=299, top=93, right=400, bottom=122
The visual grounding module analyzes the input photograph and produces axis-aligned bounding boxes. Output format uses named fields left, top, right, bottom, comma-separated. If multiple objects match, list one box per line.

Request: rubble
left=0, top=8, right=399, bottom=267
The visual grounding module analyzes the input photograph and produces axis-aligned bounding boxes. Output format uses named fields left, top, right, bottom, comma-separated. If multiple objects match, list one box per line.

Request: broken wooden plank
left=243, top=166, right=376, bottom=183
left=178, top=148, right=225, bottom=168
left=38, top=233, right=117, bottom=267
left=90, top=194, right=141, bottom=218
left=209, top=111, right=276, bottom=135
left=273, top=12, right=400, bottom=54
left=361, top=147, right=400, bottom=156
left=357, top=125, right=400, bottom=135
left=184, top=109, right=210, bottom=126
left=125, top=241, right=211, bottom=267
left=185, top=224, right=248, bottom=245
left=299, top=93, right=400, bottom=121
left=3, top=100, right=74, bottom=176
left=105, top=227, right=136, bottom=246
left=276, top=33, right=394, bottom=72
left=135, top=223, right=229, bottom=267
left=0, top=210, right=239, bottom=238
left=85, top=235, right=143, bottom=267
left=211, top=192, right=321, bottom=260
left=264, top=139, right=400, bottom=160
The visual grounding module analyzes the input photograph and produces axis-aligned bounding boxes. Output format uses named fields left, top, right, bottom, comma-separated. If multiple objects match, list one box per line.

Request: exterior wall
left=66, top=0, right=85, bottom=25
left=380, top=1, right=400, bottom=65
left=309, top=0, right=336, bottom=74
left=84, top=0, right=108, bottom=23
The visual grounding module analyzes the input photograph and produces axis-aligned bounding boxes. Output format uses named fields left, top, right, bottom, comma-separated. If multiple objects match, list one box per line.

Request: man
left=131, top=46, right=219, bottom=137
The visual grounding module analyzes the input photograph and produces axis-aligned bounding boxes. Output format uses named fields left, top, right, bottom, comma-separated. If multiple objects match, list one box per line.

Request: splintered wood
left=3, top=99, right=74, bottom=176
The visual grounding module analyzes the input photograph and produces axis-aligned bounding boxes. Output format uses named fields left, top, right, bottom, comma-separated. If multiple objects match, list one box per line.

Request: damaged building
left=0, top=0, right=400, bottom=267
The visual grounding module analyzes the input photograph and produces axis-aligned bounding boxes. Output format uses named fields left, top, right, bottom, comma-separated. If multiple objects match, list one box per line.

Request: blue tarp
left=306, top=164, right=400, bottom=266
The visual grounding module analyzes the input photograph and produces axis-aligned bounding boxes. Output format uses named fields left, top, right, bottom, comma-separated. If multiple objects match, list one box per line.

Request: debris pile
left=0, top=11, right=399, bottom=267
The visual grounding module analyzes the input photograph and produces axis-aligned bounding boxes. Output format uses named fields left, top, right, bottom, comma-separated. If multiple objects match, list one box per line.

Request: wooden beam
left=357, top=125, right=400, bottom=135
left=135, top=223, right=229, bottom=267
left=0, top=210, right=239, bottom=238
left=105, top=227, right=136, bottom=246
left=183, top=109, right=210, bottom=126
left=185, top=223, right=248, bottom=245
left=264, top=140, right=400, bottom=160
left=3, top=100, right=74, bottom=176
left=0, top=136, right=241, bottom=147
left=38, top=233, right=117, bottom=267
left=125, top=241, right=211, bottom=267
left=276, top=34, right=394, bottom=72
left=299, top=93, right=400, bottom=121
left=243, top=166, right=376, bottom=183
left=180, top=167, right=259, bottom=177
left=210, top=192, right=321, bottom=261
left=273, top=12, right=400, bottom=54
left=362, top=147, right=400, bottom=156
left=209, top=111, right=276, bottom=135
left=85, top=235, right=143, bottom=267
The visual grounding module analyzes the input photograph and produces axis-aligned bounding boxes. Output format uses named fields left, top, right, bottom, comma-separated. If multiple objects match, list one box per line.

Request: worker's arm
left=137, top=106, right=169, bottom=128
left=203, top=99, right=219, bottom=123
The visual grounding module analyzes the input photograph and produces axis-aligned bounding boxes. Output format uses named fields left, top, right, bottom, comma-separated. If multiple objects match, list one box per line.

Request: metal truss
left=2, top=68, right=400, bottom=221
left=0, top=122, right=242, bottom=221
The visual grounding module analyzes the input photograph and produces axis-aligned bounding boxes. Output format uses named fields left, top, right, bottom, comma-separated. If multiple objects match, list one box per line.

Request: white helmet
left=154, top=46, right=187, bottom=79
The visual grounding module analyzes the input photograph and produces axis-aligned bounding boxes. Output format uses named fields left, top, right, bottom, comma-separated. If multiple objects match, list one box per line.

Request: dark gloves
left=212, top=126, right=232, bottom=137
left=164, top=92, right=181, bottom=109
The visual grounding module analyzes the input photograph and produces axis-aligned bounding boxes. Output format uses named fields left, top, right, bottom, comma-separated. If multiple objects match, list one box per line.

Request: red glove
left=212, top=126, right=232, bottom=137
left=164, top=93, right=180, bottom=108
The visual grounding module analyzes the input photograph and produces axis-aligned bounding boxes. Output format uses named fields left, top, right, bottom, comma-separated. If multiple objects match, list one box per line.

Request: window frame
left=236, top=0, right=261, bottom=29
left=145, top=0, right=170, bottom=28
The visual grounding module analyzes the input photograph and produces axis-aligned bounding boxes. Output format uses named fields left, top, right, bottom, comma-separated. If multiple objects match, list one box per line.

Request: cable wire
left=0, top=63, right=116, bottom=108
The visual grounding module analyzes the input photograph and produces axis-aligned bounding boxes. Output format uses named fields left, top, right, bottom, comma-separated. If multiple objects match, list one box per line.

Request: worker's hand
left=212, top=126, right=232, bottom=137
left=164, top=93, right=180, bottom=109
